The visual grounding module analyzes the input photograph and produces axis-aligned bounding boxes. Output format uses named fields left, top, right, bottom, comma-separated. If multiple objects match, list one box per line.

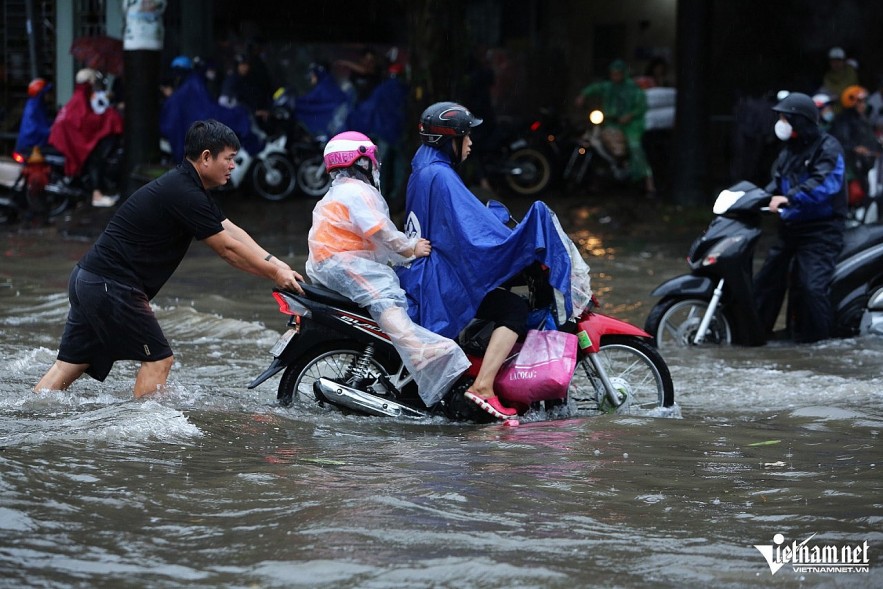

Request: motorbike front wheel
left=252, top=153, right=297, bottom=201
left=504, top=147, right=552, bottom=196
left=645, top=298, right=733, bottom=347
left=568, top=335, right=674, bottom=415
left=296, top=155, right=331, bottom=198
left=277, top=345, right=391, bottom=407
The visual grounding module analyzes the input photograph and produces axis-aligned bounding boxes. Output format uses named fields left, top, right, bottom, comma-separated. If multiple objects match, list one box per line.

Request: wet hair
left=184, top=119, right=240, bottom=161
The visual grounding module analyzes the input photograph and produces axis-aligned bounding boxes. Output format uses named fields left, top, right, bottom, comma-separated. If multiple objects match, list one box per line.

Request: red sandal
left=464, top=391, right=517, bottom=419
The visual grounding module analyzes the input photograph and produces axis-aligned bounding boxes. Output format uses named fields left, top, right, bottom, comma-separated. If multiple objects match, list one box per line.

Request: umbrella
left=70, top=36, right=124, bottom=77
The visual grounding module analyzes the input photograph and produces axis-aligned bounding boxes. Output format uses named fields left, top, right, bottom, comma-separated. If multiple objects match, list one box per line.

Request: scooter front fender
left=649, top=274, right=716, bottom=299
left=575, top=313, right=652, bottom=354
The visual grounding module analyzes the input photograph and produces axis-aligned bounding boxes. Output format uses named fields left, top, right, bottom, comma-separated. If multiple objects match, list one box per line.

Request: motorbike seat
left=300, top=282, right=365, bottom=313
left=839, top=224, right=883, bottom=261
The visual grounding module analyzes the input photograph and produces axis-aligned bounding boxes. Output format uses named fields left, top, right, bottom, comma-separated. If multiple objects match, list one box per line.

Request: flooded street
left=1, top=194, right=880, bottom=588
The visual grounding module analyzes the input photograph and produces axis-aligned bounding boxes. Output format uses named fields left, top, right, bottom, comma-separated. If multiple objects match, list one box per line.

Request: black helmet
left=419, top=101, right=483, bottom=146
left=772, top=92, right=819, bottom=125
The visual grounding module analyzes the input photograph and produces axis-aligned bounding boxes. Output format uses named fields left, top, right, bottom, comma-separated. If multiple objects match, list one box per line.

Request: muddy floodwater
left=1, top=194, right=880, bottom=588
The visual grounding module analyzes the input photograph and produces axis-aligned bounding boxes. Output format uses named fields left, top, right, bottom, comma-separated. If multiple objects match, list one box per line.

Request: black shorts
left=475, top=288, right=529, bottom=338
left=57, top=266, right=173, bottom=381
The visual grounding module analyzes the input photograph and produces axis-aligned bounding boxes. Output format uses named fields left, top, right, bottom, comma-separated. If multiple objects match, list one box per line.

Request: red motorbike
left=249, top=202, right=675, bottom=421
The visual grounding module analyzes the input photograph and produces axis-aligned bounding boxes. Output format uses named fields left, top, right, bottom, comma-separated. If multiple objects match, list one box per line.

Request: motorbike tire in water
left=504, top=147, right=552, bottom=196
left=296, top=155, right=332, bottom=198
left=277, top=345, right=393, bottom=407
left=25, top=183, right=69, bottom=218
left=645, top=297, right=734, bottom=347
left=569, top=335, right=674, bottom=414
left=252, top=153, right=297, bottom=201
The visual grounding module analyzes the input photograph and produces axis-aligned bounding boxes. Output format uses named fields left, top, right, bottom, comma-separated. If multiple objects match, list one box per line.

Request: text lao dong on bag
left=495, top=330, right=578, bottom=405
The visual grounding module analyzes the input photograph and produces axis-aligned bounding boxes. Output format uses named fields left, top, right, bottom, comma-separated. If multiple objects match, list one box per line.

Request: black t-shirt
left=79, top=162, right=225, bottom=299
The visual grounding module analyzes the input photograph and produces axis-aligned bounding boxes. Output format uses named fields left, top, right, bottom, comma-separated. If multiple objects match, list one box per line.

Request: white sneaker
left=92, top=194, right=120, bottom=208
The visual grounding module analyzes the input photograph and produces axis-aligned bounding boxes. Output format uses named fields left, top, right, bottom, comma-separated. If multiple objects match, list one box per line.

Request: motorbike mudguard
left=247, top=326, right=344, bottom=389
left=649, top=274, right=715, bottom=299
left=575, top=313, right=652, bottom=354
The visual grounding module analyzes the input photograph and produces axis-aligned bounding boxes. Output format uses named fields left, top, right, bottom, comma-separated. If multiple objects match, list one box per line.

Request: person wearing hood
left=48, top=68, right=124, bottom=207
left=15, top=78, right=54, bottom=156
left=753, top=92, right=847, bottom=343
left=829, top=85, right=879, bottom=205
left=397, top=102, right=593, bottom=420
left=575, top=59, right=655, bottom=196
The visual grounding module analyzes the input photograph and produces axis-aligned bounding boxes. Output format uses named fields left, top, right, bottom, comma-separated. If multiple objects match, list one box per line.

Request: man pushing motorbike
left=754, top=92, right=847, bottom=343
left=34, top=120, right=304, bottom=397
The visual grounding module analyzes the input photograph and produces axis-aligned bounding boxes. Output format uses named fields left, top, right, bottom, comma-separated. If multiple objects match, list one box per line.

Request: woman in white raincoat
left=305, top=131, right=470, bottom=407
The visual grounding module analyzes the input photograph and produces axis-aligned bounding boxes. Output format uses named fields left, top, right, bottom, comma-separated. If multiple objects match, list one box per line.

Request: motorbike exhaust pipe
left=313, top=377, right=429, bottom=420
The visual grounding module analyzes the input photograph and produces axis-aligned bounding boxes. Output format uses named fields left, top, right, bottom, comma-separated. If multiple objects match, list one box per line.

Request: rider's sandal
left=464, top=391, right=517, bottom=419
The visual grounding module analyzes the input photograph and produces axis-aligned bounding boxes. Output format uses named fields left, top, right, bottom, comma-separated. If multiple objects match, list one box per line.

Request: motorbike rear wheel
left=646, top=297, right=733, bottom=347
left=504, top=147, right=552, bottom=196
left=296, top=154, right=331, bottom=198
left=277, top=345, right=392, bottom=407
left=252, top=153, right=297, bottom=201
left=568, top=335, right=674, bottom=415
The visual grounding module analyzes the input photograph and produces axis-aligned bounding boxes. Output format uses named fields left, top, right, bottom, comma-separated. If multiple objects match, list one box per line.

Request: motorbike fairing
left=247, top=284, right=397, bottom=390
left=575, top=313, right=651, bottom=354
left=649, top=274, right=716, bottom=299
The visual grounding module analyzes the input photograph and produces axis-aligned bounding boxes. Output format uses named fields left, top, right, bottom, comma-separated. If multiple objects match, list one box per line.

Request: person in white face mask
left=753, top=92, right=848, bottom=343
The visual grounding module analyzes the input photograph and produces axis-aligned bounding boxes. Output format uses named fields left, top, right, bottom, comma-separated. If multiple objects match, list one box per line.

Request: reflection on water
left=1, top=211, right=881, bottom=588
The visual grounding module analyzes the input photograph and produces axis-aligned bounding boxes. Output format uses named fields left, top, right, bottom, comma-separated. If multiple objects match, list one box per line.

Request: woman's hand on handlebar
left=768, top=195, right=789, bottom=213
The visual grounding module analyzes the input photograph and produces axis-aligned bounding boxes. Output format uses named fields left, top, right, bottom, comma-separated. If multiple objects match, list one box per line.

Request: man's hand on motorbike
left=273, top=265, right=305, bottom=294
left=769, top=195, right=789, bottom=213
left=618, top=113, right=633, bottom=124
left=414, top=238, right=432, bottom=258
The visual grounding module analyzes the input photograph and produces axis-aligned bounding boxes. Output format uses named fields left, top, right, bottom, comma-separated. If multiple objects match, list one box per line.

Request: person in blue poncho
left=15, top=78, right=53, bottom=156
left=397, top=102, right=592, bottom=420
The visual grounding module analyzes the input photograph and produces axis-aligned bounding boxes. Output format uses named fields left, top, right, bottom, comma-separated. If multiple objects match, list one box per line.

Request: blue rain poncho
left=397, top=144, right=592, bottom=339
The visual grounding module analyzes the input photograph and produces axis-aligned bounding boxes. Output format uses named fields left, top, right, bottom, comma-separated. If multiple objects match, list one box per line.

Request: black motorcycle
left=644, top=181, right=883, bottom=346
left=477, top=112, right=558, bottom=197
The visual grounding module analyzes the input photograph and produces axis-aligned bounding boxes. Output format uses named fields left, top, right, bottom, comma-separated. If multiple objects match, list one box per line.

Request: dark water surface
left=1, top=196, right=880, bottom=588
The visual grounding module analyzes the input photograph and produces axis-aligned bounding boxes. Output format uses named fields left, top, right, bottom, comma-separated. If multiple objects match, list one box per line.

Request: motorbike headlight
left=700, top=235, right=745, bottom=267
left=589, top=110, right=604, bottom=125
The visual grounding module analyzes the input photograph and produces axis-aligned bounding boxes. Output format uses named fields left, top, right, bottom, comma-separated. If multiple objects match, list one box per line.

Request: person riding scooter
left=753, top=92, right=848, bottom=343
left=48, top=68, right=123, bottom=207
left=15, top=78, right=53, bottom=156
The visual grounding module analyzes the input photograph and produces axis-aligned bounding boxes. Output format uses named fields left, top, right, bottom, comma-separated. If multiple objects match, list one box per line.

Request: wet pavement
left=1, top=185, right=880, bottom=588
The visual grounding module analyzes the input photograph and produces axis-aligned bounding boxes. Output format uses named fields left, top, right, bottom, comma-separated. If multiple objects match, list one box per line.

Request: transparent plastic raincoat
left=306, top=170, right=470, bottom=406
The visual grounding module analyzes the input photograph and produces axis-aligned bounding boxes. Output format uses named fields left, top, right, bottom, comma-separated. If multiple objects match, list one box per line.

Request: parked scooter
left=268, top=99, right=330, bottom=198
left=249, top=202, right=675, bottom=421
left=562, top=109, right=631, bottom=189
left=220, top=116, right=298, bottom=202
left=644, top=181, right=883, bottom=347
left=480, top=114, right=556, bottom=196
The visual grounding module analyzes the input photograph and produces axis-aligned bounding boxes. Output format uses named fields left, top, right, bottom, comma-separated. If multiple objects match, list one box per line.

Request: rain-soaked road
left=0, top=191, right=879, bottom=588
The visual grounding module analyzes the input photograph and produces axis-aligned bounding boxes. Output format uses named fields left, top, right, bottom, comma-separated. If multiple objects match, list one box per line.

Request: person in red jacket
left=48, top=68, right=124, bottom=207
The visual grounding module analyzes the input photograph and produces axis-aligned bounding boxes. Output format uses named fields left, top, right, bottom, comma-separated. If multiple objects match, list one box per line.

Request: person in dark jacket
left=753, top=92, right=847, bottom=343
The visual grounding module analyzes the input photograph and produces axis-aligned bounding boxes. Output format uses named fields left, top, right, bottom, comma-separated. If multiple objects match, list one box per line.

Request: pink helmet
left=323, top=131, right=379, bottom=173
